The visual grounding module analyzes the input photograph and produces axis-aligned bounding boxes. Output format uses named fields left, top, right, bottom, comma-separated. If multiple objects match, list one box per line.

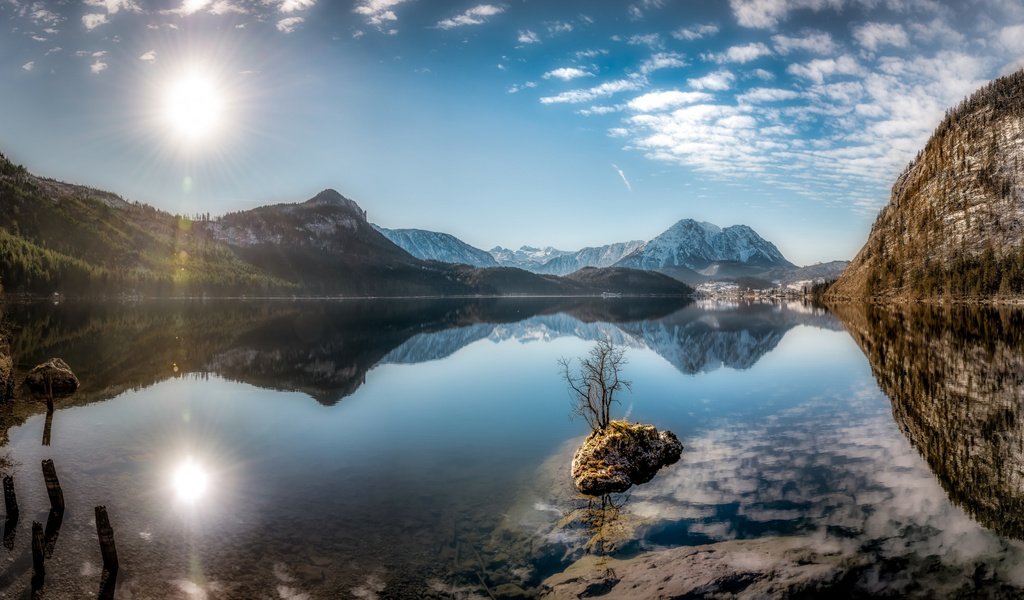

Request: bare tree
left=559, top=338, right=631, bottom=432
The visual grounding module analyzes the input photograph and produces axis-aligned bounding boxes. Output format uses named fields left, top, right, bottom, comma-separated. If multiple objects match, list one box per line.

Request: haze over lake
left=3, top=299, right=1024, bottom=597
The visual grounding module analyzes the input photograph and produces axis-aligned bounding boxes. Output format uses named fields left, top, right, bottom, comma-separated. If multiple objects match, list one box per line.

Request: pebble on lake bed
left=571, top=420, right=682, bottom=495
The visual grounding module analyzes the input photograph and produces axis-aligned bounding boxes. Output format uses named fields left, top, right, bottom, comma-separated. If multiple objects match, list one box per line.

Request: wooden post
left=42, top=404, right=54, bottom=447
left=98, top=567, right=118, bottom=600
left=2, top=513, right=16, bottom=551
left=41, top=460, right=64, bottom=512
left=2, top=475, right=16, bottom=518
left=44, top=508, right=64, bottom=558
left=95, top=506, right=119, bottom=572
left=32, top=521, right=45, bottom=580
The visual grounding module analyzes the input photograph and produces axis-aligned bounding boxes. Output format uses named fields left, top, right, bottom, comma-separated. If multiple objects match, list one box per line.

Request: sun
left=162, top=69, right=225, bottom=145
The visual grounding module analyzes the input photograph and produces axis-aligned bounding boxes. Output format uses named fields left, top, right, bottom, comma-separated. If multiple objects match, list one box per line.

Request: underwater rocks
left=23, top=358, right=79, bottom=397
left=541, top=536, right=868, bottom=599
left=571, top=421, right=681, bottom=495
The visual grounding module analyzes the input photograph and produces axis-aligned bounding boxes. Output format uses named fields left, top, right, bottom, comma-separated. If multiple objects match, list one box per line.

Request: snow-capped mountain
left=489, top=245, right=575, bottom=270
left=535, top=241, right=647, bottom=275
left=615, top=219, right=793, bottom=271
left=373, top=226, right=498, bottom=268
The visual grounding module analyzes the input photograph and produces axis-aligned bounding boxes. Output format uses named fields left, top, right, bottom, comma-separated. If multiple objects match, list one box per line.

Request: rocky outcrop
left=571, top=421, right=681, bottom=495
left=23, top=358, right=79, bottom=397
left=541, top=536, right=868, bottom=599
left=830, top=69, right=1024, bottom=300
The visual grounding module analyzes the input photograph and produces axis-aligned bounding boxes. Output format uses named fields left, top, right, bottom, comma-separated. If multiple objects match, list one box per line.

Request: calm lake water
left=2, top=298, right=1024, bottom=598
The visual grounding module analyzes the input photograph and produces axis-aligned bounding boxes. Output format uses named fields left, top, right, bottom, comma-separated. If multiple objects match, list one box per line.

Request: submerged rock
left=571, top=421, right=682, bottom=495
left=23, top=358, right=80, bottom=397
left=541, top=536, right=868, bottom=599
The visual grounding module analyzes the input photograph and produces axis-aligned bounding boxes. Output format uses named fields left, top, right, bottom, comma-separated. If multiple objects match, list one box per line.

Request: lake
left=2, top=298, right=1024, bottom=598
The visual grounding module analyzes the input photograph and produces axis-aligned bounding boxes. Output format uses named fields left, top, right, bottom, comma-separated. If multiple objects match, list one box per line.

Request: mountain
left=0, top=155, right=692, bottom=297
left=0, top=153, right=289, bottom=295
left=829, top=69, right=1024, bottom=300
left=535, top=241, right=646, bottom=275
left=372, top=226, right=498, bottom=268
left=489, top=245, right=574, bottom=270
left=615, top=219, right=793, bottom=273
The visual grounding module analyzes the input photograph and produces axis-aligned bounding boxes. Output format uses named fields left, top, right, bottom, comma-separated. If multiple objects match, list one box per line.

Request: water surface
left=1, top=299, right=1023, bottom=598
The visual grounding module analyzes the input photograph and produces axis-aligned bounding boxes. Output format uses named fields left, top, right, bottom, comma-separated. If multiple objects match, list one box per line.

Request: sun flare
left=172, top=458, right=209, bottom=503
left=162, top=70, right=224, bottom=145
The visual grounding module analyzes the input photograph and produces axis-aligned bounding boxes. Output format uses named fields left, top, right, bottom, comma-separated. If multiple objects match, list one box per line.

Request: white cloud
left=772, top=31, right=836, bottom=55
left=639, top=52, right=687, bottom=74
left=138, top=50, right=156, bottom=62
left=750, top=68, right=775, bottom=80
left=209, top=1, right=247, bottom=14
left=163, top=0, right=212, bottom=15
left=729, top=0, right=843, bottom=29
left=737, top=87, right=801, bottom=103
left=543, top=67, right=593, bottom=81
left=672, top=23, right=719, bottom=41
left=688, top=70, right=736, bottom=91
left=627, top=90, right=713, bottom=112
left=279, top=0, right=316, bottom=11
left=81, top=13, right=109, bottom=30
left=997, top=25, right=1024, bottom=54
left=540, top=78, right=644, bottom=105
left=627, top=0, right=665, bottom=20
left=353, top=0, right=410, bottom=30
left=703, top=42, right=772, bottom=64
left=853, top=22, right=908, bottom=52
left=546, top=21, right=573, bottom=34
left=83, top=0, right=141, bottom=14
left=276, top=16, right=303, bottom=32
left=507, top=81, right=537, bottom=94
left=627, top=33, right=662, bottom=49
left=787, top=54, right=864, bottom=83
left=517, top=29, right=540, bottom=44
left=575, top=49, right=608, bottom=59
left=90, top=59, right=108, bottom=73
left=612, top=163, right=632, bottom=191
left=21, top=61, right=34, bottom=71
left=437, top=4, right=504, bottom=29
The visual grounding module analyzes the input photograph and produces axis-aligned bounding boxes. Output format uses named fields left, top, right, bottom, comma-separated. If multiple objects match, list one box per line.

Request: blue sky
left=2, top=0, right=1023, bottom=265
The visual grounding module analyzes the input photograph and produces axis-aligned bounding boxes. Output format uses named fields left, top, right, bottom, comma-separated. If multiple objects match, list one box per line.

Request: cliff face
left=835, top=303, right=1024, bottom=538
left=830, top=70, right=1024, bottom=300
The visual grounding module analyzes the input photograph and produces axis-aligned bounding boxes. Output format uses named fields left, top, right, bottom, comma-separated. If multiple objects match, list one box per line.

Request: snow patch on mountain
left=374, top=226, right=498, bottom=267
left=616, top=219, right=792, bottom=270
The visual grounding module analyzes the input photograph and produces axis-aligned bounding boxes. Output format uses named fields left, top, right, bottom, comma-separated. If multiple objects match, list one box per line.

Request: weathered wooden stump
left=95, top=505, right=119, bottom=572
left=44, top=508, right=63, bottom=558
left=32, top=521, right=45, bottom=580
left=41, top=459, right=64, bottom=512
left=98, top=567, right=118, bottom=600
left=2, top=475, right=17, bottom=518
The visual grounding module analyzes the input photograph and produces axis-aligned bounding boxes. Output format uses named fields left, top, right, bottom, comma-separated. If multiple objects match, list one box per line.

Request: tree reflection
left=835, top=302, right=1024, bottom=539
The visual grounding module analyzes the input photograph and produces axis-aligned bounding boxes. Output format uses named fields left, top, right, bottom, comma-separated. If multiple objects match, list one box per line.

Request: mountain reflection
left=836, top=303, right=1024, bottom=539
left=0, top=298, right=837, bottom=442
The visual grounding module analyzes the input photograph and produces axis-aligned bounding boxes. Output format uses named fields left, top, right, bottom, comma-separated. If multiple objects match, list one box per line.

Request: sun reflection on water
left=172, top=457, right=209, bottom=503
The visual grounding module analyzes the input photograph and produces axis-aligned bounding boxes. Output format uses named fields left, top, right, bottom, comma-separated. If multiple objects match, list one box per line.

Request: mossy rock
left=571, top=420, right=682, bottom=495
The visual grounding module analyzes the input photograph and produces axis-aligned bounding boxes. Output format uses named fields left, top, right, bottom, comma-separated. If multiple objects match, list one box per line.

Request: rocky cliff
left=830, top=69, right=1024, bottom=299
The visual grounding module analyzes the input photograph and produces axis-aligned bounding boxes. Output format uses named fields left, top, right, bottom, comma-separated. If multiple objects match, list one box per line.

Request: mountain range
left=379, top=216, right=840, bottom=287
left=0, top=155, right=691, bottom=297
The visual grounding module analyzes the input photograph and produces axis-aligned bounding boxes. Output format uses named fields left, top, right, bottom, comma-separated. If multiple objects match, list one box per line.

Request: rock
left=493, top=583, right=531, bottom=599
left=571, top=421, right=682, bottom=495
left=541, top=536, right=868, bottom=599
left=23, top=358, right=79, bottom=397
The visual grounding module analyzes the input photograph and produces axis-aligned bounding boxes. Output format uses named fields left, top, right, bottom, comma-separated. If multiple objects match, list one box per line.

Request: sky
left=2, top=0, right=1023, bottom=265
